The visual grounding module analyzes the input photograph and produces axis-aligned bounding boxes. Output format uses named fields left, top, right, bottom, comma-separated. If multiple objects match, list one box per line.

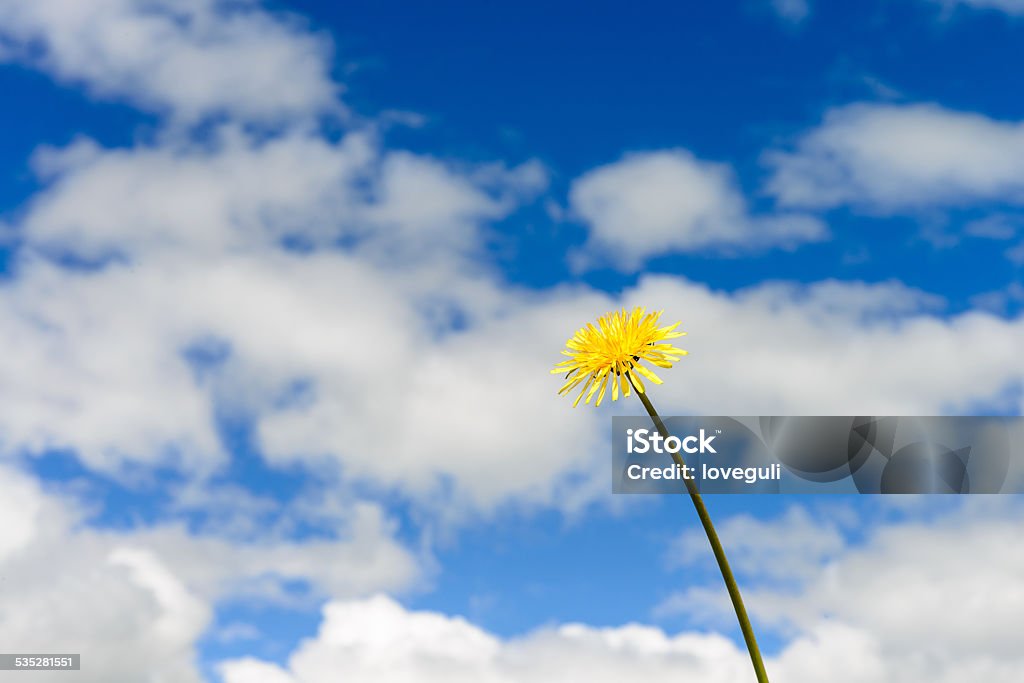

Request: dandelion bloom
left=552, top=307, right=687, bottom=407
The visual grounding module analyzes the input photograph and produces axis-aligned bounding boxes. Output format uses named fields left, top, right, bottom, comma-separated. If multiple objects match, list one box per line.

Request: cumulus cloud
left=626, top=276, right=1024, bottom=416
left=0, top=0, right=340, bottom=123
left=782, top=509, right=1024, bottom=661
left=657, top=501, right=1024, bottom=681
left=7, top=219, right=1024, bottom=513
left=1, top=125, right=558, bottom=498
left=0, top=465, right=208, bottom=682
left=1, top=3, right=1023, bottom=681
left=22, top=128, right=545, bottom=263
left=0, top=464, right=420, bottom=682
left=568, top=150, right=826, bottom=269
left=2, top=0, right=1020, bottom=519
left=218, top=594, right=751, bottom=683
left=0, top=247, right=610, bottom=511
left=220, top=500, right=1024, bottom=683
left=764, top=103, right=1024, bottom=211
left=665, top=506, right=847, bottom=584
left=5, top=192, right=1024, bottom=510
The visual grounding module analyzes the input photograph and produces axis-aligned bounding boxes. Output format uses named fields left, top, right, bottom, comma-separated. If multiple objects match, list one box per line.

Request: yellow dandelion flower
left=551, top=306, right=688, bottom=407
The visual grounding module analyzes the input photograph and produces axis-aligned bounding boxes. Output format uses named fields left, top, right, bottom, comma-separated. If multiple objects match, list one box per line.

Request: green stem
left=628, top=374, right=770, bottom=683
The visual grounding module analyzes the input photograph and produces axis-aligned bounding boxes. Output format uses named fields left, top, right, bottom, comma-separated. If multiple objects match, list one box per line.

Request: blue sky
left=281, top=0, right=1024, bottom=304
left=1, top=1, right=1023, bottom=682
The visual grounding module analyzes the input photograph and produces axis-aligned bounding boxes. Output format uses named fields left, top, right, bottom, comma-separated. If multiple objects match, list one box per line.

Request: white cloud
left=970, top=282, right=1024, bottom=314
left=1006, top=241, right=1024, bottom=265
left=0, top=255, right=225, bottom=474
left=962, top=215, right=1024, bottom=266
left=771, top=0, right=811, bottom=23
left=4, top=226, right=1024, bottom=511
left=6, top=128, right=1024, bottom=510
left=204, top=501, right=1019, bottom=683
left=361, top=153, right=547, bottom=261
left=569, top=150, right=826, bottom=269
left=218, top=594, right=751, bottom=683
left=666, top=506, right=846, bottom=583
left=792, top=512, right=1024, bottom=660
left=1, top=0, right=1019, bottom=519
left=23, top=129, right=376, bottom=259
left=109, top=547, right=212, bottom=649
left=0, top=0, right=1021, bottom=528
left=22, top=128, right=545, bottom=264
left=92, top=503, right=422, bottom=609
left=0, top=247, right=611, bottom=511
left=220, top=502, right=1024, bottom=683
left=626, top=276, right=1024, bottom=415
left=1, top=127, right=557, bottom=494
left=214, top=622, right=263, bottom=643
left=0, top=464, right=44, bottom=561
left=0, top=466, right=208, bottom=682
left=964, top=214, right=1023, bottom=240
left=1, top=5, right=1023, bottom=680
left=655, top=504, right=851, bottom=627
left=932, top=0, right=1024, bottom=16
left=0, top=0, right=339, bottom=123
left=765, top=103, right=1024, bottom=210
left=659, top=499, right=1024, bottom=675
left=0, top=464, right=421, bottom=682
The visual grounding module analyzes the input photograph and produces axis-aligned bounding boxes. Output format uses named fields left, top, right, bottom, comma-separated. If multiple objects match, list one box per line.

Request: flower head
left=552, top=306, right=687, bottom=407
